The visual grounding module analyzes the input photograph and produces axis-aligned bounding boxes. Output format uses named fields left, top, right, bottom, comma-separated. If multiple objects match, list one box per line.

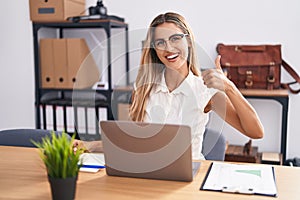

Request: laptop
left=100, top=120, right=200, bottom=182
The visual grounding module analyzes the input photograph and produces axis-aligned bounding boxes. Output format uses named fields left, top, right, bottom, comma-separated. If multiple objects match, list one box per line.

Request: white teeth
left=167, top=54, right=178, bottom=59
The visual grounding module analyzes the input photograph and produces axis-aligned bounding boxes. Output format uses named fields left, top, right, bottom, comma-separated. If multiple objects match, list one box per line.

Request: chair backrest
left=0, top=128, right=226, bottom=159
left=202, top=128, right=226, bottom=161
left=0, top=129, right=69, bottom=148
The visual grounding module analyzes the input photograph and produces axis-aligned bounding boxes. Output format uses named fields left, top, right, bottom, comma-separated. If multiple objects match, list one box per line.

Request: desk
left=239, top=89, right=289, bottom=162
left=1, top=146, right=299, bottom=200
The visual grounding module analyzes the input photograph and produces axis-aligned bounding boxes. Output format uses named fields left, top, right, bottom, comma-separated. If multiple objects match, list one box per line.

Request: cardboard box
left=39, top=38, right=100, bottom=89
left=29, top=0, right=85, bottom=22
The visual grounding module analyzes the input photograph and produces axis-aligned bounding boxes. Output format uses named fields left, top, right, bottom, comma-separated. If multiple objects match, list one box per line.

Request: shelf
left=239, top=89, right=289, bottom=97
left=32, top=19, right=129, bottom=136
left=33, top=19, right=127, bottom=28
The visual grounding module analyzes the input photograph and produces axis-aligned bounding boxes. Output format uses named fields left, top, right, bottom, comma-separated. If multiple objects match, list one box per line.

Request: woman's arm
left=211, top=86, right=264, bottom=139
left=202, top=56, right=264, bottom=139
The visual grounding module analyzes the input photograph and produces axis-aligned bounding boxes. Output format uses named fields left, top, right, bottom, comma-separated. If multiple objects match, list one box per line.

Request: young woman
left=129, top=12, right=263, bottom=159
left=74, top=12, right=264, bottom=160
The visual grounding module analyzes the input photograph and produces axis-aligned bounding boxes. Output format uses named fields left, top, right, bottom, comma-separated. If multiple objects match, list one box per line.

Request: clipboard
left=200, top=162, right=278, bottom=197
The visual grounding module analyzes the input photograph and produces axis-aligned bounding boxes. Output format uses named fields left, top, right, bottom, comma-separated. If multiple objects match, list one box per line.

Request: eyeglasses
left=152, top=33, right=189, bottom=50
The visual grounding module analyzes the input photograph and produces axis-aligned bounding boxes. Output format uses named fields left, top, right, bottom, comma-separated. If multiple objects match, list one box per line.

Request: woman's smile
left=166, top=52, right=180, bottom=61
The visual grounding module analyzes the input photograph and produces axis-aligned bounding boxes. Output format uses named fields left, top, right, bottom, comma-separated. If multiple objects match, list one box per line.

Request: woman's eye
left=155, top=40, right=165, bottom=46
left=170, top=35, right=182, bottom=43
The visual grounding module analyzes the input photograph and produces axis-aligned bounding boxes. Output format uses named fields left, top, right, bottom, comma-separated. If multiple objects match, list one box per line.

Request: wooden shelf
left=239, top=89, right=289, bottom=97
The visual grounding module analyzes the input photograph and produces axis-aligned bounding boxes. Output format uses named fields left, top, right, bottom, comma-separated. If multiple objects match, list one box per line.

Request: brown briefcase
left=216, top=43, right=300, bottom=94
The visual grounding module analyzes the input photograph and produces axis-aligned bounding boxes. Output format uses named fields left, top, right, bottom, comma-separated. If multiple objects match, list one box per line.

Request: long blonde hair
left=130, top=12, right=200, bottom=121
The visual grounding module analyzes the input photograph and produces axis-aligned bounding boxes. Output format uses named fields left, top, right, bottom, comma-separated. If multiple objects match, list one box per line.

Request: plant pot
left=48, top=175, right=78, bottom=200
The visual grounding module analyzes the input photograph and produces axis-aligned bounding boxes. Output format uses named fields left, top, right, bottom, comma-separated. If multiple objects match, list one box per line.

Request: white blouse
left=144, top=70, right=217, bottom=160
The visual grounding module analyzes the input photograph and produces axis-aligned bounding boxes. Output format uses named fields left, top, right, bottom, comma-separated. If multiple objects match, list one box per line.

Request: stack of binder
left=39, top=38, right=100, bottom=89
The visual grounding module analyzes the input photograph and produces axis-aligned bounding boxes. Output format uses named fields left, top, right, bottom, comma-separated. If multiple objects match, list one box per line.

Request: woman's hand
left=73, top=140, right=104, bottom=153
left=202, top=55, right=232, bottom=92
left=73, top=139, right=89, bottom=153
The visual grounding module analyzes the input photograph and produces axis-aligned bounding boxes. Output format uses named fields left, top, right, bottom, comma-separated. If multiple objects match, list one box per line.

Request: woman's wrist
left=224, top=79, right=236, bottom=95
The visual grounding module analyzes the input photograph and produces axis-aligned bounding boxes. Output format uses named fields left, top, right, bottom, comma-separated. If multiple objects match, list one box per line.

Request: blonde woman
left=129, top=12, right=263, bottom=160
left=74, top=12, right=263, bottom=160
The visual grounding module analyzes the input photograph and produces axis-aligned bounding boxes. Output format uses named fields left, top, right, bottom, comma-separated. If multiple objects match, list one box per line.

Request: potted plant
left=32, top=131, right=84, bottom=200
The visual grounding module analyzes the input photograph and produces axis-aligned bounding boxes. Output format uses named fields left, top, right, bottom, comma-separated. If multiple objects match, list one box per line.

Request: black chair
left=202, top=128, right=227, bottom=161
left=0, top=129, right=70, bottom=148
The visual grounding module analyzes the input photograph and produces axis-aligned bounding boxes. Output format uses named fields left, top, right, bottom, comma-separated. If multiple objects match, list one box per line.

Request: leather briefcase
left=216, top=43, right=300, bottom=93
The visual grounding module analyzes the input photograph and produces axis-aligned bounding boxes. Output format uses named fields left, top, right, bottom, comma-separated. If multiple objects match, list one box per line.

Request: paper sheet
left=79, top=153, right=105, bottom=173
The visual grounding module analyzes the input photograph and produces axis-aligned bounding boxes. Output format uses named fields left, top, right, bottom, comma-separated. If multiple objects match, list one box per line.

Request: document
left=200, top=162, right=277, bottom=197
left=45, top=105, right=54, bottom=130
left=56, top=106, right=64, bottom=131
left=66, top=106, right=75, bottom=133
left=87, top=108, right=97, bottom=135
left=77, top=107, right=86, bottom=134
left=79, top=153, right=105, bottom=173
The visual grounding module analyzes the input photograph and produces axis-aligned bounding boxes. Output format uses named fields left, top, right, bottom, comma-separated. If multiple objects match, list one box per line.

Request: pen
left=79, top=164, right=106, bottom=169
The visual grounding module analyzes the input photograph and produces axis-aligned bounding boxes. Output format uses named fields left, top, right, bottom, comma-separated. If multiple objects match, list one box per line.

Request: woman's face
left=153, top=22, right=189, bottom=72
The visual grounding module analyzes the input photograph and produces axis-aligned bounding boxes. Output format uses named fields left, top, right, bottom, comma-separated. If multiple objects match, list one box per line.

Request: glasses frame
left=152, top=33, right=189, bottom=50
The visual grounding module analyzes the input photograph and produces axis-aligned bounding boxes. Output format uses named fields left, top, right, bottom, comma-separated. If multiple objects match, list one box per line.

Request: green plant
left=32, top=131, right=84, bottom=178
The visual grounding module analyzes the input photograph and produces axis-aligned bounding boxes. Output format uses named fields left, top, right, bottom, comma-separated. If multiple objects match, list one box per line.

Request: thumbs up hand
left=202, top=55, right=231, bottom=92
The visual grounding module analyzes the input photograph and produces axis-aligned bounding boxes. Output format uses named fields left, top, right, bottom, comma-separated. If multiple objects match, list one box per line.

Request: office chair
left=202, top=128, right=227, bottom=161
left=0, top=129, right=70, bottom=148
left=0, top=127, right=226, bottom=160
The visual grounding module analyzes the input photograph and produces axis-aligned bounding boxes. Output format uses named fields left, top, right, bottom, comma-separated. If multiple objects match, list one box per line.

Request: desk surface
left=0, top=146, right=299, bottom=200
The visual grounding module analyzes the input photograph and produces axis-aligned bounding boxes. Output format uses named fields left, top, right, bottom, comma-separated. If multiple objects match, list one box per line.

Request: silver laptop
left=100, top=120, right=200, bottom=182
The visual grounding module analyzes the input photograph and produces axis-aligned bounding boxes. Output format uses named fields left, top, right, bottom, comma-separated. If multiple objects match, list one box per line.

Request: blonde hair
left=130, top=12, right=200, bottom=121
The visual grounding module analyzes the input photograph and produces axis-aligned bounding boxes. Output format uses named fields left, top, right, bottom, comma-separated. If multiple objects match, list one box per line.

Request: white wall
left=0, top=0, right=299, bottom=159
left=0, top=1, right=35, bottom=129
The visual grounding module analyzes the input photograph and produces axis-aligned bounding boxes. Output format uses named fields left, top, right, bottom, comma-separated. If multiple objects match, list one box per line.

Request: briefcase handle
left=281, top=59, right=300, bottom=94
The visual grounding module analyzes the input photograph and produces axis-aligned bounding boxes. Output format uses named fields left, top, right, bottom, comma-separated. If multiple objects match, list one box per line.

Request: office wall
left=0, top=0, right=299, bottom=159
